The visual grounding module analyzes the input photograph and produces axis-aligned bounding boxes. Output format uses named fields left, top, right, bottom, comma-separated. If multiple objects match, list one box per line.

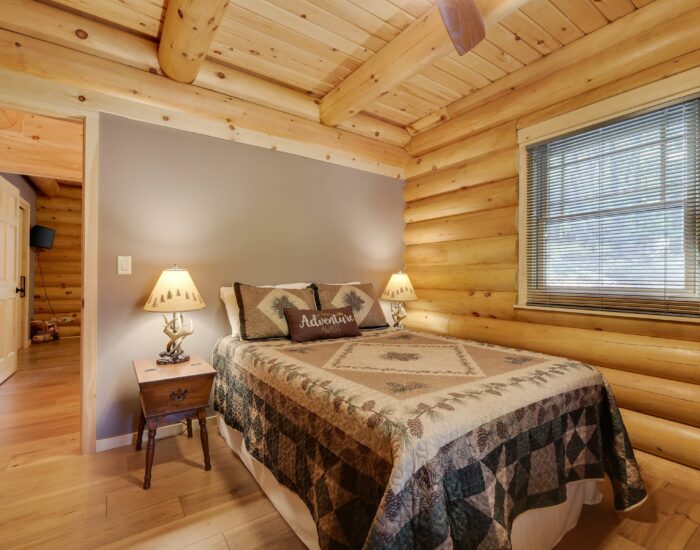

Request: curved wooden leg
left=186, top=417, right=193, bottom=438
left=198, top=409, right=211, bottom=471
left=135, top=411, right=146, bottom=451
left=143, top=422, right=157, bottom=489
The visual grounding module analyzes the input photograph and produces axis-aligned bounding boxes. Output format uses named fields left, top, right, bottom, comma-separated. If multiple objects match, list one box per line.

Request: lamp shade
left=144, top=266, right=206, bottom=312
left=381, top=272, right=418, bottom=302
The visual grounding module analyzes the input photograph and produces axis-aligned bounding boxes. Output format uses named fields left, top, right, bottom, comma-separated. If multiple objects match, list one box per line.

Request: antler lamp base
left=157, top=312, right=194, bottom=365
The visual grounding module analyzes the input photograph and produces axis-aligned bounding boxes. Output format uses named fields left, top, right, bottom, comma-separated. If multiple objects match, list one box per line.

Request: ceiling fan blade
left=436, top=0, right=486, bottom=56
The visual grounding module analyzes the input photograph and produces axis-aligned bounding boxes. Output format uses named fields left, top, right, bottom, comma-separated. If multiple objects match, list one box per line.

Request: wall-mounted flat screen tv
left=30, top=225, right=55, bottom=249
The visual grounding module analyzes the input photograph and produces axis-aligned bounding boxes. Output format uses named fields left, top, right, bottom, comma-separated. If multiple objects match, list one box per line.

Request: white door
left=0, top=176, right=20, bottom=384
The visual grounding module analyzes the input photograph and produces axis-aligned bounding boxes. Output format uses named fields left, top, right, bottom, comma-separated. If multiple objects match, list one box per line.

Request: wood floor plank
left=182, top=533, right=230, bottom=550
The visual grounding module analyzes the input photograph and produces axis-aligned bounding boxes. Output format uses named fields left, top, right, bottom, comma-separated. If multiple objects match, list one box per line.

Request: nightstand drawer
left=139, top=373, right=214, bottom=417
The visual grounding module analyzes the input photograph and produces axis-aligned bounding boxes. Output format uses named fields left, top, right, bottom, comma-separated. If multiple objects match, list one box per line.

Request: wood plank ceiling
left=40, top=0, right=645, bottom=139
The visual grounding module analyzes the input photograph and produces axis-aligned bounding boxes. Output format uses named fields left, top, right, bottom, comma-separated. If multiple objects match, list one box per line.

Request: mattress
left=212, top=328, right=645, bottom=549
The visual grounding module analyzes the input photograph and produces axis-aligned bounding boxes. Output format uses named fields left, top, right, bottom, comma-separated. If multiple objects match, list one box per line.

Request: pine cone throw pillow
left=234, top=283, right=317, bottom=340
left=311, top=283, right=388, bottom=329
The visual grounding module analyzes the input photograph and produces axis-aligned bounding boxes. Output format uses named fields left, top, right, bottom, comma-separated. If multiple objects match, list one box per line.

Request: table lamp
left=144, top=265, right=206, bottom=365
left=381, top=271, right=418, bottom=328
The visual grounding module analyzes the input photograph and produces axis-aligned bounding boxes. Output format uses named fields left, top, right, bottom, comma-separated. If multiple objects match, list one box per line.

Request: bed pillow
left=284, top=307, right=361, bottom=343
left=220, top=282, right=310, bottom=337
left=234, top=283, right=317, bottom=340
left=311, top=283, right=389, bottom=329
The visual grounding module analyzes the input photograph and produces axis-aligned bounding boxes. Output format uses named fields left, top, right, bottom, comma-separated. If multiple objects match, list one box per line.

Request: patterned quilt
left=212, top=329, right=646, bottom=550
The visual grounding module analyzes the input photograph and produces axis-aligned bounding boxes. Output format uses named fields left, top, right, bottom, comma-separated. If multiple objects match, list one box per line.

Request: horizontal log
left=34, top=300, right=81, bottom=314
left=33, top=286, right=81, bottom=300
left=405, top=148, right=517, bottom=202
left=409, top=289, right=516, bottom=320
left=40, top=222, right=81, bottom=238
left=337, top=114, right=411, bottom=148
left=404, top=309, right=451, bottom=334
left=404, top=311, right=700, bottom=385
left=36, top=210, right=82, bottom=225
left=518, top=50, right=700, bottom=130
left=404, top=205, right=517, bottom=245
left=36, top=197, right=82, bottom=212
left=599, top=367, right=700, bottom=428
left=634, top=450, right=700, bottom=495
left=35, top=249, right=81, bottom=262
left=621, top=408, right=700, bottom=470
left=405, top=235, right=518, bottom=267
left=56, top=325, right=80, bottom=337
left=405, top=178, right=517, bottom=223
left=0, top=29, right=409, bottom=178
left=56, top=186, right=82, bottom=200
left=406, top=122, right=517, bottom=179
left=51, top=235, right=81, bottom=247
left=35, top=274, right=82, bottom=287
left=0, top=0, right=409, bottom=148
left=34, top=261, right=82, bottom=274
left=406, top=264, right=518, bottom=292
left=514, top=308, right=700, bottom=343
left=407, top=0, right=697, bottom=151
left=408, top=4, right=700, bottom=154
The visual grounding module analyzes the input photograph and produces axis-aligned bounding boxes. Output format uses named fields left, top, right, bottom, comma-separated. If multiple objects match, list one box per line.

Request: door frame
left=18, top=196, right=30, bottom=349
left=0, top=101, right=97, bottom=454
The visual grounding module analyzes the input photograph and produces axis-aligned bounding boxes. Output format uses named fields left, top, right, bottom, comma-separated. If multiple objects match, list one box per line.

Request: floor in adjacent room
left=0, top=339, right=698, bottom=549
left=0, top=337, right=81, bottom=467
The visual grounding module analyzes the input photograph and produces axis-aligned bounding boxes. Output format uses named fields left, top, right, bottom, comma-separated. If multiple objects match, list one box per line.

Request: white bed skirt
left=216, top=413, right=601, bottom=550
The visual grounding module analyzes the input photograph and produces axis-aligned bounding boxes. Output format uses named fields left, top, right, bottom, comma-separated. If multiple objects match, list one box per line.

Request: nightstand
left=133, top=356, right=216, bottom=489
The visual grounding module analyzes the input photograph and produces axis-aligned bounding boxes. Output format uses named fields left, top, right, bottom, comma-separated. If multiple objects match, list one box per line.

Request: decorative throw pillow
left=310, top=283, right=389, bottom=329
left=234, top=283, right=317, bottom=340
left=284, top=307, right=361, bottom=343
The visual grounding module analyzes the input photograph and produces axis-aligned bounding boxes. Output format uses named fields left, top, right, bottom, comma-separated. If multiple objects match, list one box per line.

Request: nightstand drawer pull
left=170, top=388, right=188, bottom=402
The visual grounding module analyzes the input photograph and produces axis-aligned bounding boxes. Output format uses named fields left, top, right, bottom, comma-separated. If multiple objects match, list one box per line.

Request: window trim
left=517, top=67, right=700, bottom=321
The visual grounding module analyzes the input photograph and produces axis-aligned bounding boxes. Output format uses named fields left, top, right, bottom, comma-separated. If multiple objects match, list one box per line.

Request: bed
left=212, top=328, right=646, bottom=549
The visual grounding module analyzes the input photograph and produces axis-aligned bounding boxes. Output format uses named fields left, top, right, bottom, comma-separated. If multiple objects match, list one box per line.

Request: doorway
left=0, top=106, right=84, bottom=461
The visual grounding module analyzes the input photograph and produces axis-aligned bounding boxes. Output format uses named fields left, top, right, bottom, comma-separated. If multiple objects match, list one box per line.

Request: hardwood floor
left=556, top=464, right=700, bottom=550
left=1, top=337, right=698, bottom=549
left=0, top=337, right=80, bottom=464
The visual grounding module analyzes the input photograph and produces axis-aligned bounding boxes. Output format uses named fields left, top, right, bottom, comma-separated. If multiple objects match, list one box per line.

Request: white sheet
left=216, top=413, right=601, bottom=550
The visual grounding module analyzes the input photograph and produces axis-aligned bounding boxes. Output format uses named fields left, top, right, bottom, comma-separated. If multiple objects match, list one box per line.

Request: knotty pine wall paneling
left=403, top=28, right=700, bottom=471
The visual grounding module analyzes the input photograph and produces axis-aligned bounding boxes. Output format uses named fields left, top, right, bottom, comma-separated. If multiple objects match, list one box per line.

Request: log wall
left=34, top=184, right=81, bottom=337
left=403, top=4, right=700, bottom=471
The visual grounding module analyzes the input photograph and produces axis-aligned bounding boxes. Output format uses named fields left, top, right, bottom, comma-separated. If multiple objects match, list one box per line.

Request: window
left=525, top=97, right=700, bottom=318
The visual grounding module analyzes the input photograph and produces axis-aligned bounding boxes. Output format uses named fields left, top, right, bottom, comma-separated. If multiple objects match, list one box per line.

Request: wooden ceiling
left=41, top=0, right=650, bottom=131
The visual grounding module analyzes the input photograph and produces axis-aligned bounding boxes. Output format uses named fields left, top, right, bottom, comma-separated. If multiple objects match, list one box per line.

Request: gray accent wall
left=2, top=172, right=36, bottom=329
left=98, top=113, right=405, bottom=440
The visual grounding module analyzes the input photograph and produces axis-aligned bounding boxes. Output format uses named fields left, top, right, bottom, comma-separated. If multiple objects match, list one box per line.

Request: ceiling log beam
left=318, top=0, right=531, bottom=128
left=158, top=0, right=229, bottom=83
left=30, top=176, right=62, bottom=196
left=0, top=29, right=409, bottom=178
left=0, top=0, right=410, bottom=148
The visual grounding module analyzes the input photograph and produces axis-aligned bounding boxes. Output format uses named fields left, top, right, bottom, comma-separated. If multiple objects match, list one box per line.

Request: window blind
left=526, top=97, right=700, bottom=318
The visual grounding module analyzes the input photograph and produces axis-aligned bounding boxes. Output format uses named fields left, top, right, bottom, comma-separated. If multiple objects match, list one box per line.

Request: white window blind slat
left=526, top=97, right=700, bottom=318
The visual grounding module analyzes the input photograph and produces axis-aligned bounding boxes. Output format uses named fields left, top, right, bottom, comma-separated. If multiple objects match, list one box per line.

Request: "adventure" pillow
left=284, top=306, right=361, bottom=343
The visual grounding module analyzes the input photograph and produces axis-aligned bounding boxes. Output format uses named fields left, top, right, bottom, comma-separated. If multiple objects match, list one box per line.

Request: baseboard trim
left=96, top=415, right=217, bottom=453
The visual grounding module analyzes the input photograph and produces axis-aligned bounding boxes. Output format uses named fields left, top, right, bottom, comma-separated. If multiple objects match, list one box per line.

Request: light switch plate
left=117, top=256, right=132, bottom=275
